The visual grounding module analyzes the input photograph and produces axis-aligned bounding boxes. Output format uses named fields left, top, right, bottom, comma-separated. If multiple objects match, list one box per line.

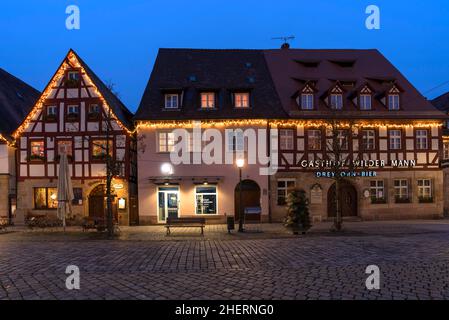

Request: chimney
left=281, top=42, right=290, bottom=49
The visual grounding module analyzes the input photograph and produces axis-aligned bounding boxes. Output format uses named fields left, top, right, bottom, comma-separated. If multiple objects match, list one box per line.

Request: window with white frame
left=195, top=186, right=217, bottom=214
left=201, top=92, right=215, bottom=108
left=234, top=92, right=250, bottom=108
left=164, top=94, right=179, bottom=109
left=394, top=179, right=409, bottom=201
left=388, top=94, right=400, bottom=110
left=307, top=129, right=321, bottom=150
left=361, top=130, right=375, bottom=150
left=330, top=94, right=343, bottom=109
left=47, top=105, right=57, bottom=115
left=389, top=129, right=402, bottom=150
left=301, top=93, right=314, bottom=110
left=158, top=131, right=175, bottom=152
left=416, top=129, right=428, bottom=150
left=417, top=179, right=432, bottom=200
left=359, top=94, right=372, bottom=110
left=227, top=130, right=244, bottom=152
left=277, top=179, right=296, bottom=205
left=370, top=180, right=385, bottom=202
left=443, top=141, right=449, bottom=160
left=67, top=105, right=79, bottom=115
left=279, top=129, right=294, bottom=150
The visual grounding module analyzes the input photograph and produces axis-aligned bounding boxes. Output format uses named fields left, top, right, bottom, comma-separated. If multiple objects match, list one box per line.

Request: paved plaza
left=1, top=220, right=449, bottom=300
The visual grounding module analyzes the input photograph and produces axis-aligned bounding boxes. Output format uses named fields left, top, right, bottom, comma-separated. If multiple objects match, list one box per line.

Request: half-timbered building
left=0, top=68, right=39, bottom=222
left=13, top=50, right=138, bottom=225
left=265, top=48, right=447, bottom=221
left=136, top=46, right=447, bottom=224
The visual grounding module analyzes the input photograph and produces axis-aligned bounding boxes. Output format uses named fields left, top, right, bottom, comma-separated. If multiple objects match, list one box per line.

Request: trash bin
left=227, top=216, right=235, bottom=233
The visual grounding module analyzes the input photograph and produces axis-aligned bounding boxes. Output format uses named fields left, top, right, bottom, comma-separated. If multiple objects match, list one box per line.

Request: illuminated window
left=34, top=187, right=58, bottom=209
left=389, top=130, right=402, bottom=150
left=92, top=140, right=113, bottom=160
left=277, top=179, right=296, bottom=205
left=234, top=92, right=250, bottom=108
left=360, top=94, right=371, bottom=110
left=330, top=94, right=343, bottom=109
left=416, top=130, right=428, bottom=150
left=195, top=186, right=217, bottom=214
left=388, top=94, right=400, bottom=110
left=158, top=132, right=175, bottom=152
left=308, top=130, right=321, bottom=150
left=301, top=94, right=314, bottom=110
left=165, top=94, right=179, bottom=109
left=30, top=140, right=45, bottom=160
left=201, top=92, right=215, bottom=108
left=362, top=130, right=375, bottom=150
left=279, top=129, right=294, bottom=150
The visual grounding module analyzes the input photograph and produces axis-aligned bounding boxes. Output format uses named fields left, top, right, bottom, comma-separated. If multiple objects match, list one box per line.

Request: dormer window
left=360, top=94, right=372, bottom=110
left=165, top=94, right=179, bottom=109
left=201, top=92, right=215, bottom=109
left=234, top=92, right=250, bottom=108
left=301, top=93, right=314, bottom=110
left=330, top=94, right=343, bottom=109
left=388, top=94, right=400, bottom=110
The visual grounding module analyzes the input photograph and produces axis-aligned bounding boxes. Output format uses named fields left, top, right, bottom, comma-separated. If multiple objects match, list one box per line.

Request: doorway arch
left=88, top=184, right=106, bottom=218
left=234, top=179, right=261, bottom=221
left=327, top=180, right=358, bottom=217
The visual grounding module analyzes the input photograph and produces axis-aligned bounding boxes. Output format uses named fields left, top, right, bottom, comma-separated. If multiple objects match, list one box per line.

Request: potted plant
left=284, top=188, right=311, bottom=235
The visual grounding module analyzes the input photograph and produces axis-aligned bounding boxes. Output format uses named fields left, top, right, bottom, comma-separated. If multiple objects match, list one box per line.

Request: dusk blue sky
left=0, top=0, right=448, bottom=112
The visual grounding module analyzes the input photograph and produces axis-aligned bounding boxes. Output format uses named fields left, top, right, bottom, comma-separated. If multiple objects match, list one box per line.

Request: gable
left=13, top=50, right=133, bottom=139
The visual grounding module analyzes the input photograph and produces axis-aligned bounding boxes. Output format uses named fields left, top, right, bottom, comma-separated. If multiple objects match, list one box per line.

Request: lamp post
left=236, top=158, right=245, bottom=232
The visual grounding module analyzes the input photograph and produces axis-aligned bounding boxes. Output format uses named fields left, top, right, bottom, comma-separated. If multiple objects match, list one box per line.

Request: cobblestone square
left=1, top=220, right=449, bottom=300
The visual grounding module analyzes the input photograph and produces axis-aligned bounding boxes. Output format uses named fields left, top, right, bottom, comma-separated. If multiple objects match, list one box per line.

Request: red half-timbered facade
left=13, top=50, right=138, bottom=225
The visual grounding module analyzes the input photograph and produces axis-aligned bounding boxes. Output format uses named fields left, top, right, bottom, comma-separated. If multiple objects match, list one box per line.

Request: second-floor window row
left=164, top=92, right=250, bottom=109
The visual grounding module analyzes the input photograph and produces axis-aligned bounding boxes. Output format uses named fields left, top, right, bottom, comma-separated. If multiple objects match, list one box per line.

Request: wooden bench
left=165, top=217, right=206, bottom=235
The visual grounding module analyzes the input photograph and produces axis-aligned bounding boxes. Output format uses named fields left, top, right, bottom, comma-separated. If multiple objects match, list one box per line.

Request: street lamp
left=161, top=163, right=174, bottom=176
left=236, top=158, right=245, bottom=232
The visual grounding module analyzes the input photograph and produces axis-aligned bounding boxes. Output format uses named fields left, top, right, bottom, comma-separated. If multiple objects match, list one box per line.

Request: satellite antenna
left=271, top=35, right=295, bottom=48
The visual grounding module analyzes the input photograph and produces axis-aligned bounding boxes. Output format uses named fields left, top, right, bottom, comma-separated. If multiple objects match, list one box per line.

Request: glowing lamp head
left=236, top=158, right=245, bottom=168
left=161, top=163, right=174, bottom=175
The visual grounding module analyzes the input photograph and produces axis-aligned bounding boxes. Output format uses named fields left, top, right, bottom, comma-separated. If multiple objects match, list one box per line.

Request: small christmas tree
left=284, top=189, right=311, bottom=234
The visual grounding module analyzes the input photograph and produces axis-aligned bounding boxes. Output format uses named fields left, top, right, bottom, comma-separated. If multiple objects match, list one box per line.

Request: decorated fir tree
left=284, top=189, right=311, bottom=234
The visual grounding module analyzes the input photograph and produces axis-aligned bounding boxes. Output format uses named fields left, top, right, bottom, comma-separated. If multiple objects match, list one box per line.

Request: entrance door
left=158, top=187, right=179, bottom=222
left=327, top=181, right=358, bottom=217
left=89, top=185, right=105, bottom=218
left=234, top=180, right=261, bottom=221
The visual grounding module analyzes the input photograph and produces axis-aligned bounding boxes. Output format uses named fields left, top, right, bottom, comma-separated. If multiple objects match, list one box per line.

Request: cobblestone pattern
left=1, top=221, right=449, bottom=299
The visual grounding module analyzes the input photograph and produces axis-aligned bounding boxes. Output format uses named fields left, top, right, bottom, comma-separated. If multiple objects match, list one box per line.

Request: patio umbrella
left=57, top=151, right=74, bottom=232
